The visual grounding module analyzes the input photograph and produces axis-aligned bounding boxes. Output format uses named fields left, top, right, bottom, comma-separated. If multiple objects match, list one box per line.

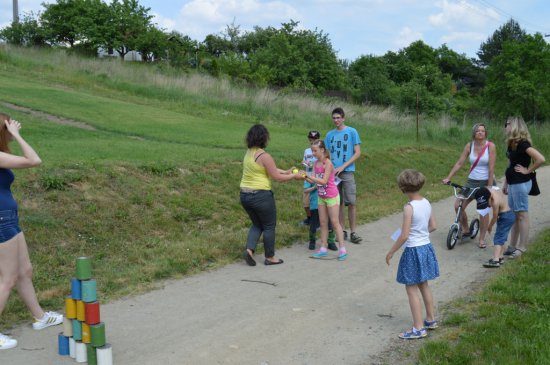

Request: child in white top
left=386, top=169, right=439, bottom=340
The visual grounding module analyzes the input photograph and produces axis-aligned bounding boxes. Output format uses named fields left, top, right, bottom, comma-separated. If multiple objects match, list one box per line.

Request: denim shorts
left=507, top=180, right=532, bottom=212
left=0, top=210, right=21, bottom=243
left=493, top=210, right=515, bottom=245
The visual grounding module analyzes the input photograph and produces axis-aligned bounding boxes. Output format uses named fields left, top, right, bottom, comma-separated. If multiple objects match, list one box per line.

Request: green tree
left=436, top=44, right=484, bottom=92
left=41, top=0, right=86, bottom=47
left=348, top=55, right=395, bottom=105
left=403, top=40, right=438, bottom=66
left=165, top=31, right=198, bottom=69
left=135, top=26, right=167, bottom=62
left=477, top=18, right=526, bottom=67
left=246, top=21, right=344, bottom=92
left=0, top=12, right=47, bottom=46
left=485, top=33, right=550, bottom=121
left=104, top=0, right=153, bottom=59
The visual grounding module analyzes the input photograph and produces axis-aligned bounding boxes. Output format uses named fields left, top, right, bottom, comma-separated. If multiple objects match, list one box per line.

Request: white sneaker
left=32, top=311, right=63, bottom=330
left=0, top=333, right=17, bottom=350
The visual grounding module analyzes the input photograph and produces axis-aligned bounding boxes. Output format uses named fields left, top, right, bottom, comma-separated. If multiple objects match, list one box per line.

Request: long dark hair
left=0, top=113, right=11, bottom=153
left=245, top=124, right=269, bottom=149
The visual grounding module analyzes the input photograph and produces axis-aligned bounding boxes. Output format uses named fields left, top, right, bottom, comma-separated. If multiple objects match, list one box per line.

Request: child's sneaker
left=0, top=333, right=17, bottom=350
left=311, top=250, right=328, bottom=259
left=32, top=311, right=63, bottom=330
left=483, top=259, right=500, bottom=268
left=509, top=249, right=525, bottom=259
left=398, top=327, right=427, bottom=340
left=503, top=246, right=516, bottom=256
left=327, top=243, right=338, bottom=251
left=350, top=232, right=362, bottom=244
left=423, top=319, right=438, bottom=329
left=337, top=251, right=348, bottom=261
left=308, top=241, right=316, bottom=250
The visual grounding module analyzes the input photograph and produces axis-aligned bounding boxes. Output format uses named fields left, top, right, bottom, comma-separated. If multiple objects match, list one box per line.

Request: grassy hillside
left=0, top=45, right=548, bottom=328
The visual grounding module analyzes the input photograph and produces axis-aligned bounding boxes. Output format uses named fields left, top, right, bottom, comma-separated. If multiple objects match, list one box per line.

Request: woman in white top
left=442, top=124, right=496, bottom=248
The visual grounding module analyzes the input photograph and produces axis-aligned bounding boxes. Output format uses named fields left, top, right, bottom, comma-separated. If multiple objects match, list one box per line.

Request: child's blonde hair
left=311, top=140, right=330, bottom=159
left=397, top=169, right=425, bottom=193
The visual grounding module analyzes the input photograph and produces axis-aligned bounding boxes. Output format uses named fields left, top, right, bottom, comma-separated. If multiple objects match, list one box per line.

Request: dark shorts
left=0, top=210, right=21, bottom=243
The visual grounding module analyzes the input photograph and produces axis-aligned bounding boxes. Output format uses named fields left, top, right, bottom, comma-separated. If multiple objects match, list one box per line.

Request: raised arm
left=0, top=119, right=42, bottom=169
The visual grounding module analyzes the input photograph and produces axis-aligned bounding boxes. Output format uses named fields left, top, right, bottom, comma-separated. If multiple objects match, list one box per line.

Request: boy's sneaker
left=503, top=246, right=516, bottom=256
left=398, top=328, right=427, bottom=340
left=327, top=243, right=338, bottom=251
left=308, top=241, right=316, bottom=250
left=423, top=319, right=438, bottom=330
left=0, top=333, right=17, bottom=350
left=311, top=250, right=328, bottom=259
left=509, top=249, right=525, bottom=259
left=32, top=311, right=63, bottom=330
left=483, top=259, right=500, bottom=268
left=350, top=232, right=362, bottom=244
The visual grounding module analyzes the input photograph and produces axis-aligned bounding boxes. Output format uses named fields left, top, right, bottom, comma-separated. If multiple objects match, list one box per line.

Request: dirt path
left=4, top=167, right=550, bottom=365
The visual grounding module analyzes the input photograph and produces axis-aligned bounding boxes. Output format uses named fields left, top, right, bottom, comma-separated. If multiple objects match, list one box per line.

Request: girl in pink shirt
left=305, top=140, right=347, bottom=260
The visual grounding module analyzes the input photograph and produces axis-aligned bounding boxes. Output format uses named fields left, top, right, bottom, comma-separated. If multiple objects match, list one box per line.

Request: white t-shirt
left=404, top=198, right=432, bottom=248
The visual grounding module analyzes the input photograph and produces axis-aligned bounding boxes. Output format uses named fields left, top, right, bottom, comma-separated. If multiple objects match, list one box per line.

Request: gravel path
left=4, top=167, right=550, bottom=365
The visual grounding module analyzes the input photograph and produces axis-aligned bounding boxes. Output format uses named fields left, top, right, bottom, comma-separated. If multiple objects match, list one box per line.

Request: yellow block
left=65, top=297, right=76, bottom=319
left=81, top=322, right=91, bottom=344
left=76, top=300, right=86, bottom=322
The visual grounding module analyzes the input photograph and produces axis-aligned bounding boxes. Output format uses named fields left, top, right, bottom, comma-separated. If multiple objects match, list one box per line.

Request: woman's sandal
left=243, top=250, right=256, bottom=266
left=478, top=241, right=487, bottom=249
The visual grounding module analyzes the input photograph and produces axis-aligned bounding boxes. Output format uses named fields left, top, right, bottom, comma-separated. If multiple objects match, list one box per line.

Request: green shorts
left=319, top=195, right=340, bottom=207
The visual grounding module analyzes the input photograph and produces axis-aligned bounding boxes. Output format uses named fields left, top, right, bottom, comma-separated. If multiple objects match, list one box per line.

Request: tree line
left=2, top=0, right=550, bottom=122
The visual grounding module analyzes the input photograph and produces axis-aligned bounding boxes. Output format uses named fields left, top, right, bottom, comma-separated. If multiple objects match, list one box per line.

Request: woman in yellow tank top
left=240, top=124, right=303, bottom=266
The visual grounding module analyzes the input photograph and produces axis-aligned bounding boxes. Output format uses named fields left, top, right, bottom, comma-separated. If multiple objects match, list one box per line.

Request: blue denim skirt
left=0, top=210, right=22, bottom=243
left=397, top=243, right=440, bottom=285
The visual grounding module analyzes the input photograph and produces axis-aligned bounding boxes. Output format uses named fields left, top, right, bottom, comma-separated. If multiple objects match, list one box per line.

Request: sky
left=2, top=0, right=550, bottom=61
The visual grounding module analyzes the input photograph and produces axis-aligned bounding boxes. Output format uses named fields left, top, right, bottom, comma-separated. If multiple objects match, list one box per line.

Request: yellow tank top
left=240, top=148, right=272, bottom=190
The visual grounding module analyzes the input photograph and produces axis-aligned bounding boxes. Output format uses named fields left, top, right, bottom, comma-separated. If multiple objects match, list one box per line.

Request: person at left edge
left=0, top=113, right=63, bottom=351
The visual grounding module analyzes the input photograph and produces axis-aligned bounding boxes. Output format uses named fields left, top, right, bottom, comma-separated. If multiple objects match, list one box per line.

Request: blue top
left=325, top=126, right=361, bottom=172
left=0, top=168, right=18, bottom=211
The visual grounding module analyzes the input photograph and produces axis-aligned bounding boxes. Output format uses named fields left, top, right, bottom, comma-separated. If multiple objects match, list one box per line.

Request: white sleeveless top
left=468, top=142, right=490, bottom=180
left=404, top=198, right=431, bottom=248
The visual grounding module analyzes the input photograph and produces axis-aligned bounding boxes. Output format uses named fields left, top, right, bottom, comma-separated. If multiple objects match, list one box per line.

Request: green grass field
left=1, top=46, right=550, bottom=363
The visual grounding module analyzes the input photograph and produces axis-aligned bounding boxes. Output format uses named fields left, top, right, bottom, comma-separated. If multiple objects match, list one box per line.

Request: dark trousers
left=309, top=209, right=320, bottom=238
left=240, top=190, right=277, bottom=258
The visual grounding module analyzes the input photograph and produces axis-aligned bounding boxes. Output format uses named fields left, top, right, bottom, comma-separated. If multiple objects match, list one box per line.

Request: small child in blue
left=304, top=181, right=336, bottom=250
left=386, top=169, right=439, bottom=340
left=474, top=187, right=515, bottom=268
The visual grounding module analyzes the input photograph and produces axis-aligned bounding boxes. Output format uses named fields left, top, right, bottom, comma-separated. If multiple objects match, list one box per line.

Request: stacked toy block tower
left=57, top=256, right=113, bottom=364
